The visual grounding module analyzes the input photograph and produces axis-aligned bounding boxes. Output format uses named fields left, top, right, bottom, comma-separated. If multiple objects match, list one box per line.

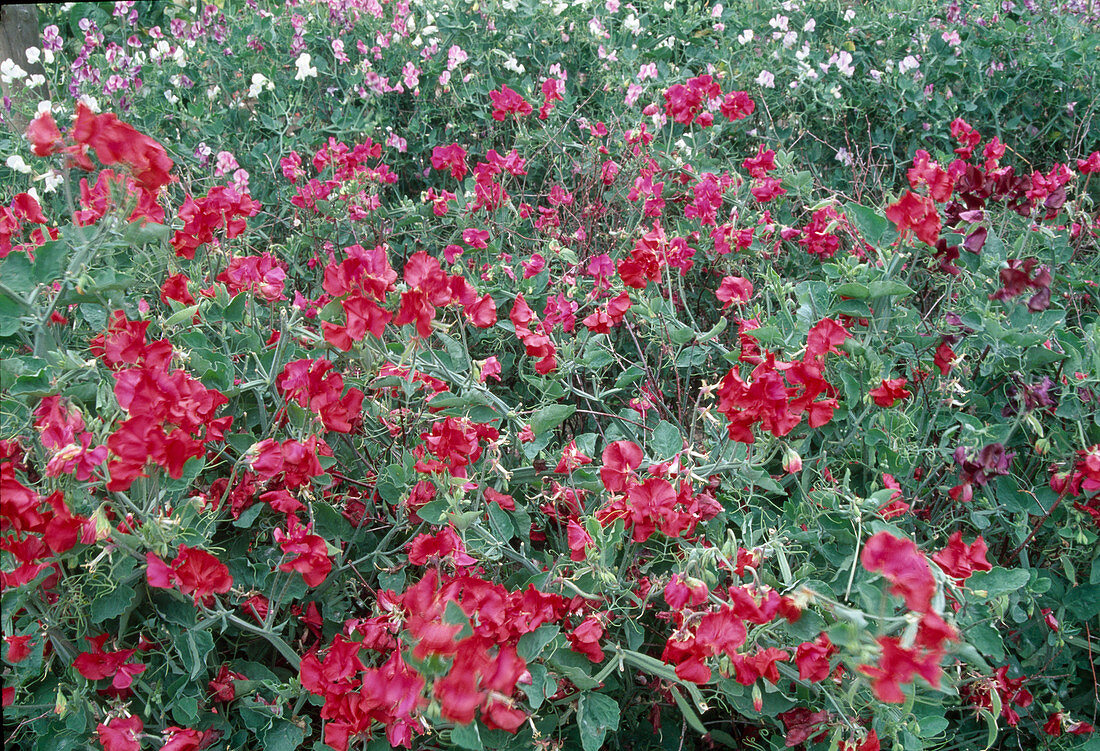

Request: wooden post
left=0, top=4, right=43, bottom=135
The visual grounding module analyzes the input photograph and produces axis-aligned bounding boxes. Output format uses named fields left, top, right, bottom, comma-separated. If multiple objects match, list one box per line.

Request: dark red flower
left=860, top=531, right=935, bottom=613
left=146, top=545, right=233, bottom=605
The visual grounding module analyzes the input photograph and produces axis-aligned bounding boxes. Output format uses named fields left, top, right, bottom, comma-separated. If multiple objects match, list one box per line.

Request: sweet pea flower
left=294, top=52, right=317, bottom=80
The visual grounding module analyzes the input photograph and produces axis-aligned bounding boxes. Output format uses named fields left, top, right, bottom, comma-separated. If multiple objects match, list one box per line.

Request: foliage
left=1, top=2, right=1099, bottom=751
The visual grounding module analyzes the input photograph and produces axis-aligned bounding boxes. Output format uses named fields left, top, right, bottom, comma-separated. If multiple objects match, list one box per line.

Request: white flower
left=898, top=55, right=920, bottom=74
left=503, top=55, right=525, bottom=74
left=43, top=49, right=54, bottom=65
left=295, top=53, right=318, bottom=80
left=248, top=72, right=273, bottom=97
left=803, top=18, right=816, bottom=32
left=42, top=169, right=64, bottom=193
left=835, top=50, right=855, bottom=76
left=782, top=31, right=798, bottom=48
left=835, top=147, right=853, bottom=166
left=1, top=59, right=28, bottom=83
left=25, top=46, right=40, bottom=65
left=36, top=100, right=51, bottom=114
left=6, top=154, right=31, bottom=174
left=26, top=74, right=45, bottom=88
left=738, top=29, right=754, bottom=44
left=623, top=13, right=641, bottom=34
left=78, top=94, right=100, bottom=112
left=843, top=8, right=855, bottom=21
left=768, top=14, right=788, bottom=31
left=206, top=85, right=220, bottom=100
left=756, top=70, right=775, bottom=88
left=164, top=90, right=179, bottom=104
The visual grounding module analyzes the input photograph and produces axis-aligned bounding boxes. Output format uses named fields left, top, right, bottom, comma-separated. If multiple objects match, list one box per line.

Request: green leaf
left=530, top=404, right=575, bottom=436
left=221, top=293, right=248, bottom=323
left=1064, top=584, right=1100, bottom=620
left=450, top=721, right=484, bottom=751
left=968, top=568, right=1030, bottom=598
left=965, top=624, right=1005, bottom=662
left=845, top=202, right=892, bottom=246
left=262, top=720, right=306, bottom=751
left=183, top=628, right=215, bottom=680
left=0, top=290, right=26, bottom=336
left=834, top=282, right=870, bottom=300
left=89, top=585, right=136, bottom=624
left=578, top=693, right=620, bottom=751
left=669, top=685, right=707, bottom=735
left=33, top=241, right=68, bottom=284
left=867, top=280, right=915, bottom=297
left=517, top=625, right=559, bottom=661
left=650, top=421, right=682, bottom=459
left=1, top=252, right=36, bottom=294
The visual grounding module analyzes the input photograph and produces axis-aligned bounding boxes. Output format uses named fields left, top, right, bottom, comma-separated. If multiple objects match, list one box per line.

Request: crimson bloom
left=274, top=515, right=334, bottom=587
left=795, top=633, right=836, bottom=682
left=885, top=190, right=941, bottom=246
left=96, top=715, right=143, bottom=751
left=146, top=544, right=233, bottom=605
left=932, top=531, right=992, bottom=583
left=860, top=531, right=936, bottom=613
left=488, top=85, right=532, bottom=121
left=869, top=377, right=911, bottom=407
left=73, top=634, right=146, bottom=690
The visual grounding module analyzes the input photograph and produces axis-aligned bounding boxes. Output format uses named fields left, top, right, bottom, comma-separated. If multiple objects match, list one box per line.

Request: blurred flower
left=294, top=52, right=317, bottom=80
left=6, top=155, right=31, bottom=174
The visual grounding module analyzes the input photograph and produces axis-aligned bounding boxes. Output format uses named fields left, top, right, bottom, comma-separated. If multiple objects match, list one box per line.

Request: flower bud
left=783, top=446, right=802, bottom=474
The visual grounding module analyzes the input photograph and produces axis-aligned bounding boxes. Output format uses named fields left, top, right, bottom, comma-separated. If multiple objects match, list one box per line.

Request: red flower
left=869, top=377, right=911, bottom=407
left=73, top=634, right=146, bottom=690
left=407, top=526, right=476, bottom=568
left=795, top=633, right=835, bottom=682
left=146, top=545, right=233, bottom=605
left=599, top=440, right=643, bottom=493
left=71, top=103, right=174, bottom=191
left=208, top=664, right=246, bottom=702
left=664, top=574, right=709, bottom=610
left=274, top=515, right=334, bottom=587
left=932, top=531, right=992, bottom=583
left=1044, top=712, right=1095, bottom=736
left=858, top=637, right=942, bottom=703
left=933, top=340, right=956, bottom=375
left=720, top=91, right=755, bottom=121
left=26, top=111, right=63, bottom=156
left=860, top=531, right=935, bottom=613
left=160, top=273, right=195, bottom=306
left=568, top=617, right=605, bottom=662
left=160, top=727, right=220, bottom=751
left=567, top=519, right=593, bottom=562
left=96, top=715, right=143, bottom=751
left=4, top=635, right=33, bottom=663
left=885, top=190, right=941, bottom=246
left=488, top=85, right=532, bottom=121
left=716, top=276, right=753, bottom=308
left=555, top=440, right=593, bottom=473
left=430, top=143, right=468, bottom=180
